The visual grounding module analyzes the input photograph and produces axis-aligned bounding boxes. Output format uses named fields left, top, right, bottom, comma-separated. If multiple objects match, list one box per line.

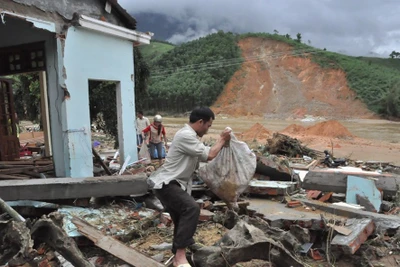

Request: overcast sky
left=120, top=0, right=400, bottom=57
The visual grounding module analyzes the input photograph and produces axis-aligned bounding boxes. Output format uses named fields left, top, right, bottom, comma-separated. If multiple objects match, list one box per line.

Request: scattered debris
left=264, top=132, right=323, bottom=158
left=1, top=120, right=400, bottom=267
left=72, top=216, right=164, bottom=267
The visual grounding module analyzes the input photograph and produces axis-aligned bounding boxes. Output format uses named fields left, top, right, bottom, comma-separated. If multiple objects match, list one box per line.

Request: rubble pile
left=1, top=123, right=400, bottom=267
left=263, top=132, right=323, bottom=158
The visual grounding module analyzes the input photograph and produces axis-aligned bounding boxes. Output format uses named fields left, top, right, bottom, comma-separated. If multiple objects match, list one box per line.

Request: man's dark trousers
left=154, top=181, right=200, bottom=253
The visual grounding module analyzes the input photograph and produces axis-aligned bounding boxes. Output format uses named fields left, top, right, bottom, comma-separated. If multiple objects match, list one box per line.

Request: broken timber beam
left=0, top=174, right=29, bottom=180
left=92, top=147, right=112, bottom=175
left=0, top=173, right=148, bottom=201
left=302, top=170, right=400, bottom=200
left=72, top=217, right=164, bottom=267
left=0, top=164, right=54, bottom=175
left=0, top=160, right=53, bottom=166
left=0, top=197, right=25, bottom=222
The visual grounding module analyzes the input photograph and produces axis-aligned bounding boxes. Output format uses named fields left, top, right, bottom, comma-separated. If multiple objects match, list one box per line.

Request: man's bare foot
left=173, top=248, right=190, bottom=267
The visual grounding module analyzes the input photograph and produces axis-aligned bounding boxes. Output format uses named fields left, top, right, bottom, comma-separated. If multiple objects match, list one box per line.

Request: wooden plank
left=22, top=170, right=43, bottom=178
left=0, top=164, right=33, bottom=168
left=0, top=197, right=25, bottom=222
left=0, top=160, right=53, bottom=165
left=0, top=174, right=29, bottom=180
left=0, top=164, right=53, bottom=174
left=72, top=217, right=164, bottom=267
left=92, top=147, right=112, bottom=175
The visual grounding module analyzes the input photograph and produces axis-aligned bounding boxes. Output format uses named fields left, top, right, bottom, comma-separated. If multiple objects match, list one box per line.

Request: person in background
left=148, top=107, right=231, bottom=267
left=136, top=110, right=150, bottom=147
left=142, top=114, right=167, bottom=164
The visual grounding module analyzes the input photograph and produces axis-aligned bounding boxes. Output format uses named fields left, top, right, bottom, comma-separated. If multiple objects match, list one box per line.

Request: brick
left=199, top=209, right=214, bottom=222
left=309, top=249, right=323, bottom=260
left=286, top=200, right=302, bottom=208
left=318, top=192, right=333, bottom=202
left=331, top=218, right=375, bottom=254
left=307, top=190, right=322, bottom=199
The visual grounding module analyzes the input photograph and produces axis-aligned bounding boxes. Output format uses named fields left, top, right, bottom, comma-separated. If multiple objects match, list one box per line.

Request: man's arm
left=207, top=128, right=231, bottom=161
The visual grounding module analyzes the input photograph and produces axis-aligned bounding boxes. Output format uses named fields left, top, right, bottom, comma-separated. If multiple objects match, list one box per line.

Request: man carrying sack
left=148, top=107, right=231, bottom=267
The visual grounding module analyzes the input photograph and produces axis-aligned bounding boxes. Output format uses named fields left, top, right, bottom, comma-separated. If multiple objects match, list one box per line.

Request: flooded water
left=163, top=117, right=400, bottom=142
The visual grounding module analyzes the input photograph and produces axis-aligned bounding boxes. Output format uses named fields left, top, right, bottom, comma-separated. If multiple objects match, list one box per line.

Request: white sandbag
left=198, top=132, right=257, bottom=209
left=138, top=144, right=151, bottom=164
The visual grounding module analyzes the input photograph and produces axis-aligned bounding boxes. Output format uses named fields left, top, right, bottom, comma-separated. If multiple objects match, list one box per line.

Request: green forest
left=138, top=31, right=400, bottom=118
left=137, top=31, right=242, bottom=113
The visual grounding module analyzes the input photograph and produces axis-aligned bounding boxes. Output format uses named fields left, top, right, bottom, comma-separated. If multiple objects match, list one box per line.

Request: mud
left=211, top=37, right=376, bottom=119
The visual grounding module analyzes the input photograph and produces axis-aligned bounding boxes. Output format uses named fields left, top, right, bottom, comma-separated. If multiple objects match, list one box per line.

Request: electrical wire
left=150, top=48, right=323, bottom=79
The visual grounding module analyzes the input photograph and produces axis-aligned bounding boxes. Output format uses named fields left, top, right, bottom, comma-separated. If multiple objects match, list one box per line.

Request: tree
left=296, top=33, right=302, bottom=43
left=389, top=50, right=400, bottom=59
left=273, top=29, right=279, bottom=35
left=285, top=34, right=291, bottom=39
left=12, top=73, right=41, bottom=123
left=307, top=40, right=311, bottom=45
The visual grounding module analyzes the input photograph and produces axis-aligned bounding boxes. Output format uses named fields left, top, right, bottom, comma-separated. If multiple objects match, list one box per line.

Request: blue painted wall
left=63, top=27, right=137, bottom=177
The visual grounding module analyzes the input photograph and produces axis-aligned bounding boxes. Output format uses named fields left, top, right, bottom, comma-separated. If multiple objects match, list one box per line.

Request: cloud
left=119, top=0, right=400, bottom=56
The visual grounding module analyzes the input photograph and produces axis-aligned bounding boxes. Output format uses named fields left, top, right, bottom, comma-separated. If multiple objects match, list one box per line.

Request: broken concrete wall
left=62, top=26, right=137, bottom=177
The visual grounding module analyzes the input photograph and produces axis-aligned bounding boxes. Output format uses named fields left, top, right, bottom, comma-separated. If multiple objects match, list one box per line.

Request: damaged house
left=0, top=0, right=151, bottom=177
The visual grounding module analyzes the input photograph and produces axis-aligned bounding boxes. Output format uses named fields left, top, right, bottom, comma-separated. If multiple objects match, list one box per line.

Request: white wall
left=63, top=26, right=137, bottom=177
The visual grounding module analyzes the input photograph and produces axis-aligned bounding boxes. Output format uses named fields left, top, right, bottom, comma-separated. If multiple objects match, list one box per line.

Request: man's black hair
left=138, top=110, right=144, bottom=115
left=189, top=107, right=215, bottom=123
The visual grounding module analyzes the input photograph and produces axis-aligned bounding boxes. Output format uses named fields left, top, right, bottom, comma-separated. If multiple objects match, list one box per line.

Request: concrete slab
left=294, top=198, right=400, bottom=233
left=331, top=218, right=375, bottom=254
left=0, top=173, right=148, bottom=201
left=247, top=180, right=297, bottom=196
left=248, top=198, right=346, bottom=230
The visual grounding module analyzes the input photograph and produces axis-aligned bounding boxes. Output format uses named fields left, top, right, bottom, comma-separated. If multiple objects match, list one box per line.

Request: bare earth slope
left=212, top=37, right=376, bottom=119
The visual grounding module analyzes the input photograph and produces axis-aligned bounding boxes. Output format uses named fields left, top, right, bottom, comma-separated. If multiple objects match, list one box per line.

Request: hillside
left=212, top=37, right=376, bottom=119
left=139, top=40, right=175, bottom=66
left=359, top=57, right=400, bottom=71
left=141, top=32, right=400, bottom=119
